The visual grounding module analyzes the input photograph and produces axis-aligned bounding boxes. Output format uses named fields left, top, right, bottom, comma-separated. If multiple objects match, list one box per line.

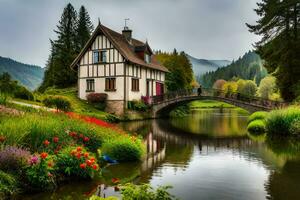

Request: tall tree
left=75, top=6, right=94, bottom=53
left=246, top=0, right=300, bottom=101
left=40, top=3, right=78, bottom=90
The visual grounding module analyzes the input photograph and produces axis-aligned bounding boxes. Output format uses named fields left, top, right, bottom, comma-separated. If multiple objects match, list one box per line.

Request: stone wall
left=105, top=100, right=125, bottom=116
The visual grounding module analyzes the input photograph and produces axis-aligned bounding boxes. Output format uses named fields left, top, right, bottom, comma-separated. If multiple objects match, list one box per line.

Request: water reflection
left=21, top=109, right=300, bottom=200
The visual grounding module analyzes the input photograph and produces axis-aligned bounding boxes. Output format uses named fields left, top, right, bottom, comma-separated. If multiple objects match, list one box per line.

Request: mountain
left=201, top=51, right=268, bottom=87
left=0, top=56, right=44, bottom=90
left=187, top=54, right=231, bottom=81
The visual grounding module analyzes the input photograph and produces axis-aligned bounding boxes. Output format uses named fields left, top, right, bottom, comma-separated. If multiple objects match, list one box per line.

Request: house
left=71, top=21, right=168, bottom=115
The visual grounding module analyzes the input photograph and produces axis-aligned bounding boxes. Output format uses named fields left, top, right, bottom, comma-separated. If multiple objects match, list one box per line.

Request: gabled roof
left=71, top=23, right=169, bottom=72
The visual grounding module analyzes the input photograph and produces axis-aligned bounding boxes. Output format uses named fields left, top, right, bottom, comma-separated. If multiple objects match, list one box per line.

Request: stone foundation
left=105, top=100, right=125, bottom=116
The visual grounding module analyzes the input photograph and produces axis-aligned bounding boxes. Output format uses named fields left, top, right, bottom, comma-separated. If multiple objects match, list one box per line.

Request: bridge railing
left=144, top=88, right=287, bottom=109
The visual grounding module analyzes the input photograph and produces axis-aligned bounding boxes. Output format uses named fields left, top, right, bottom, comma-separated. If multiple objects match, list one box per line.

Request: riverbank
left=0, top=105, right=145, bottom=199
left=170, top=100, right=249, bottom=117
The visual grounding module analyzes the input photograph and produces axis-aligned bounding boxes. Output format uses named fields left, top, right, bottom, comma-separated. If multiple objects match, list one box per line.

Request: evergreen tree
left=40, top=3, right=79, bottom=90
left=247, top=0, right=300, bottom=101
left=75, top=6, right=94, bottom=53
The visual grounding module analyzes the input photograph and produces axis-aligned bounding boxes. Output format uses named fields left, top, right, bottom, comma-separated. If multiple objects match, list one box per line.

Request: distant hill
left=200, top=51, right=267, bottom=87
left=0, top=56, right=44, bottom=90
left=186, top=54, right=231, bottom=82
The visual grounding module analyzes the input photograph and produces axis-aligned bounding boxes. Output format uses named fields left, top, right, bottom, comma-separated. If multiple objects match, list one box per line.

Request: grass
left=266, top=106, right=300, bottom=136
left=247, top=119, right=266, bottom=135
left=247, top=111, right=268, bottom=124
left=189, top=100, right=236, bottom=109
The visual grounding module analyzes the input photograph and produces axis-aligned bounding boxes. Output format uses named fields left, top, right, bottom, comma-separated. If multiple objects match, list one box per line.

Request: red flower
left=90, top=157, right=95, bottom=161
left=80, top=163, right=86, bottom=169
left=40, top=152, right=48, bottom=159
left=71, top=150, right=77, bottom=156
left=76, top=153, right=81, bottom=159
left=53, top=137, right=59, bottom=143
left=92, top=164, right=99, bottom=170
left=77, top=146, right=82, bottom=152
left=69, top=132, right=77, bottom=137
left=83, top=137, right=90, bottom=142
left=112, top=178, right=120, bottom=184
left=43, top=140, right=50, bottom=146
left=0, top=136, right=5, bottom=143
left=86, top=160, right=93, bottom=166
left=84, top=152, right=89, bottom=158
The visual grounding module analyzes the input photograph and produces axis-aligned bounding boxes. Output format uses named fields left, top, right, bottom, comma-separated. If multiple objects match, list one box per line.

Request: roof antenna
left=124, top=18, right=130, bottom=30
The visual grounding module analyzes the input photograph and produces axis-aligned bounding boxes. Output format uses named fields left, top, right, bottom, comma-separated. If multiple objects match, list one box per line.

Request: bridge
left=144, top=88, right=287, bottom=117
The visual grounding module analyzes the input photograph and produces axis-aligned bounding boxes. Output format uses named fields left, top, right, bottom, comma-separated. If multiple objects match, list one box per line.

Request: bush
left=266, top=106, right=300, bottom=136
left=0, top=93, right=8, bottom=105
left=105, top=114, right=120, bottom=123
left=247, top=120, right=266, bottom=135
left=14, top=86, right=34, bottom=101
left=0, top=146, right=31, bottom=172
left=102, top=137, right=143, bottom=162
left=247, top=111, right=268, bottom=124
left=25, top=153, right=56, bottom=190
left=43, top=95, right=71, bottom=111
left=128, top=100, right=149, bottom=112
left=0, top=170, right=19, bottom=197
left=87, top=93, right=108, bottom=104
left=56, top=146, right=99, bottom=179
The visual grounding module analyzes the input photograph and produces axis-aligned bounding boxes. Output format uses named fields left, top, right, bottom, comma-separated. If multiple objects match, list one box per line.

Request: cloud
left=0, top=0, right=261, bottom=67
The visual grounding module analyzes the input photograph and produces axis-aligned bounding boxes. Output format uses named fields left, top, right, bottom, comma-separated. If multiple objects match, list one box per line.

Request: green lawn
left=189, top=100, right=236, bottom=109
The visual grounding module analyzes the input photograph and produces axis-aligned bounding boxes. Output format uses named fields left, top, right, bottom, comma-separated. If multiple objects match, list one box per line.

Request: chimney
left=122, top=26, right=132, bottom=43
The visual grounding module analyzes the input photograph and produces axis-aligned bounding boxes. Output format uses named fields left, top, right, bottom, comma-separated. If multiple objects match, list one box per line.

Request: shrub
left=266, top=106, right=300, bottom=136
left=247, top=111, right=268, bottom=124
left=0, top=170, right=19, bottom=197
left=247, top=120, right=266, bottom=135
left=129, top=100, right=149, bottom=112
left=56, top=146, right=99, bottom=179
left=0, top=93, right=8, bottom=105
left=105, top=114, right=120, bottom=123
left=102, top=137, right=143, bottom=162
left=25, top=153, right=56, bottom=190
left=0, top=146, right=31, bottom=172
left=43, top=95, right=71, bottom=111
left=14, top=86, right=34, bottom=101
left=87, top=93, right=107, bottom=104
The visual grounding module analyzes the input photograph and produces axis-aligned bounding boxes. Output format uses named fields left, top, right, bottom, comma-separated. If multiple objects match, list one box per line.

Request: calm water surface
left=22, top=109, right=300, bottom=200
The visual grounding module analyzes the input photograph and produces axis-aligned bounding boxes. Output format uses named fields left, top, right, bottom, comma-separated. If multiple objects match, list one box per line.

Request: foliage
left=56, top=146, right=98, bottom=179
left=0, top=93, right=8, bottom=105
left=266, top=106, right=300, bottom=136
left=247, top=111, right=268, bottom=125
left=43, top=95, right=71, bottom=111
left=14, top=86, right=34, bottom=101
left=25, top=153, right=56, bottom=190
left=257, top=76, right=278, bottom=99
left=239, top=80, right=257, bottom=97
left=156, top=50, right=194, bottom=91
left=128, top=100, right=149, bottom=112
left=201, top=51, right=267, bottom=87
left=212, top=79, right=227, bottom=93
left=247, top=120, right=266, bottom=135
left=89, top=197, right=118, bottom=200
left=247, top=0, right=300, bottom=101
left=0, top=170, right=19, bottom=197
left=105, top=114, right=120, bottom=123
left=0, top=56, right=44, bottom=91
left=102, top=137, right=144, bottom=162
left=222, top=81, right=238, bottom=96
left=87, top=93, right=108, bottom=104
left=120, top=183, right=175, bottom=200
left=0, top=146, right=31, bottom=172
left=40, top=3, right=92, bottom=90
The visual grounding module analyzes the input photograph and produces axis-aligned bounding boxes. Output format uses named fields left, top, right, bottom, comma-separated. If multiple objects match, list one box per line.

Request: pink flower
left=29, top=155, right=39, bottom=165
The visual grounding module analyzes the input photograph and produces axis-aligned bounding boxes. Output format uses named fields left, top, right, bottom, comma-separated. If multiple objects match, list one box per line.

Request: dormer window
left=93, top=50, right=107, bottom=63
left=144, top=54, right=151, bottom=63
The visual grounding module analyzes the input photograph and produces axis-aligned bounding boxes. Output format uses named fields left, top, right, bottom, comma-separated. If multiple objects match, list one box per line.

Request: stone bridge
left=147, top=88, right=287, bottom=118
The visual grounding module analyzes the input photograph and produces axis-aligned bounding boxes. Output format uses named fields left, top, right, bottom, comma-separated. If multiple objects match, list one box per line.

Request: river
left=22, top=108, right=300, bottom=200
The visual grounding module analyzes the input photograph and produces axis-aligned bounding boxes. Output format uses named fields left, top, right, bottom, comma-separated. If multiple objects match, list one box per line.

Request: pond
left=22, top=108, right=300, bottom=200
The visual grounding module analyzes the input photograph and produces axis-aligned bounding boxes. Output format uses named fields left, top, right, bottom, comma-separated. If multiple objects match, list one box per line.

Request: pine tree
left=246, top=0, right=300, bottom=101
left=75, top=6, right=94, bottom=53
left=40, top=3, right=78, bottom=90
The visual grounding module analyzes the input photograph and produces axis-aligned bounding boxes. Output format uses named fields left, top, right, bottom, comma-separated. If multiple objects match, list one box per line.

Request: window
left=93, top=50, right=107, bottom=63
left=144, top=54, right=151, bottom=63
left=132, top=78, right=139, bottom=91
left=105, top=78, right=116, bottom=91
left=86, top=79, right=95, bottom=92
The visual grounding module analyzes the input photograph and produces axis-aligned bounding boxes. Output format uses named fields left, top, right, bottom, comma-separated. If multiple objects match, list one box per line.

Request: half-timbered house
left=71, top=22, right=168, bottom=115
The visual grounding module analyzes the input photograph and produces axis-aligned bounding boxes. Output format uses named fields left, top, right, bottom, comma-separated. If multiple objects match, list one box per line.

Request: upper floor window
left=105, top=78, right=116, bottom=91
left=144, top=54, right=151, bottom=63
left=93, top=50, right=107, bottom=63
left=86, top=79, right=95, bottom=92
left=132, top=78, right=139, bottom=91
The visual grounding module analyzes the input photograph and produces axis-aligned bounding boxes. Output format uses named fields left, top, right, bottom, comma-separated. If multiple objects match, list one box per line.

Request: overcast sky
left=0, top=0, right=261, bottom=67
